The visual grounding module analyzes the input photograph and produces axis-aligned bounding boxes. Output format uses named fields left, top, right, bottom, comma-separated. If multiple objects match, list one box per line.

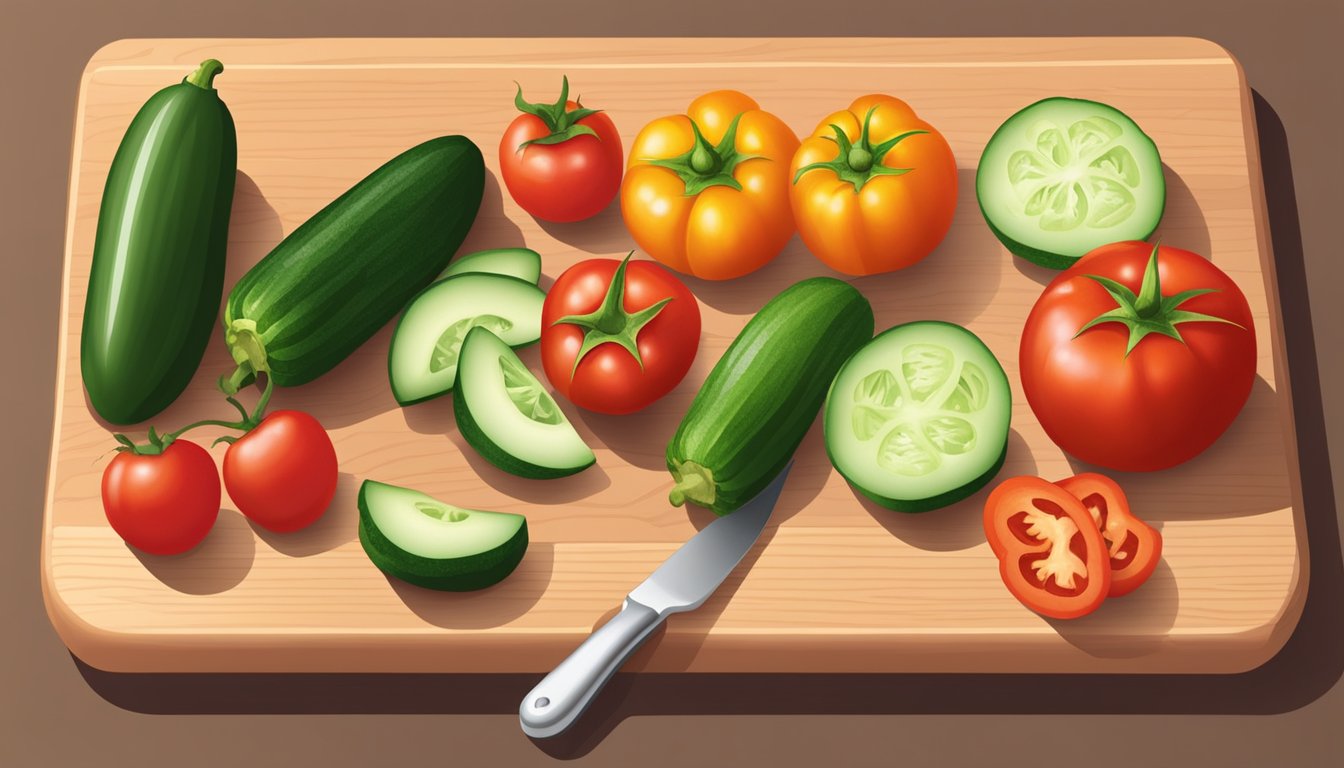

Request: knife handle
left=519, top=598, right=662, bottom=739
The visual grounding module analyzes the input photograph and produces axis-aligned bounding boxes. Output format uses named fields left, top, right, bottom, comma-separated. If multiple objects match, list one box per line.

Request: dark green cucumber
left=221, top=136, right=485, bottom=390
left=81, top=60, right=236, bottom=424
left=666, top=278, right=874, bottom=515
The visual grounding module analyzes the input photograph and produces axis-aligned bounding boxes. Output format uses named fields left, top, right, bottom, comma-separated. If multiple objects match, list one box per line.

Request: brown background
left=3, top=0, right=1341, bottom=766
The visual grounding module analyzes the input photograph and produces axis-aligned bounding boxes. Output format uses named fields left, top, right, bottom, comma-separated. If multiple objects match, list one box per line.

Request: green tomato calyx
left=643, top=113, right=759, bottom=196
left=552, top=252, right=674, bottom=376
left=513, top=76, right=604, bottom=151
left=793, top=105, right=927, bottom=193
left=1074, top=242, right=1243, bottom=356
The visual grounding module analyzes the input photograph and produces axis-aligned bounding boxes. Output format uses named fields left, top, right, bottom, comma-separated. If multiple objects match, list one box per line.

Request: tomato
left=499, top=77, right=623, bottom=223
left=620, top=90, right=799, bottom=280
left=102, top=439, right=220, bottom=555
left=1057, top=473, right=1162, bottom=597
left=223, top=410, right=338, bottom=533
left=790, top=95, right=958, bottom=275
left=541, top=254, right=700, bottom=415
left=1021, top=241, right=1256, bottom=472
left=983, top=476, right=1111, bottom=619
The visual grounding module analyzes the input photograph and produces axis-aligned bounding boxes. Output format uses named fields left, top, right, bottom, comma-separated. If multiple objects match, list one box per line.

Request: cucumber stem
left=668, top=461, right=715, bottom=508
left=186, top=59, right=224, bottom=90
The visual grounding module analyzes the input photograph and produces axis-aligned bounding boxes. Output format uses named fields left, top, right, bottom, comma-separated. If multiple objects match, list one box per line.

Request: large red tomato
left=223, top=410, right=338, bottom=533
left=541, top=255, right=700, bottom=415
left=102, top=439, right=220, bottom=555
left=499, top=76, right=623, bottom=223
left=1021, top=241, right=1256, bottom=471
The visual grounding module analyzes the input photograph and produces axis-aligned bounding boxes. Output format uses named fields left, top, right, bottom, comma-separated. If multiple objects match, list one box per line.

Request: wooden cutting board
left=43, top=37, right=1305, bottom=674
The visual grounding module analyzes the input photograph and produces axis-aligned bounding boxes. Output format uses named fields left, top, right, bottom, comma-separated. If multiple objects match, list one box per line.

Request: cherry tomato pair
left=983, top=473, right=1163, bottom=619
left=102, top=410, right=338, bottom=555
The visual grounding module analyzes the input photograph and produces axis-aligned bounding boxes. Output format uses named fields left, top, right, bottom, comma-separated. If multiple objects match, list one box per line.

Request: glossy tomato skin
left=541, top=258, right=701, bottom=415
left=223, top=410, right=338, bottom=533
left=499, top=103, right=623, bottom=223
left=102, top=440, right=220, bottom=555
left=1021, top=242, right=1256, bottom=472
left=790, top=94, right=958, bottom=275
left=621, top=91, right=799, bottom=280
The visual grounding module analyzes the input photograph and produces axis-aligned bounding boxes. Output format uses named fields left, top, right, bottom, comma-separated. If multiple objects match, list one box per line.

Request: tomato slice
left=1056, top=473, right=1162, bottom=597
left=984, top=476, right=1111, bottom=619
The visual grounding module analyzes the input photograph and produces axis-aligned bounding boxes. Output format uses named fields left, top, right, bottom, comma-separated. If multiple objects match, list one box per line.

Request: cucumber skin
left=357, top=486, right=528, bottom=591
left=667, top=278, right=875, bottom=515
left=452, top=382, right=595, bottom=479
left=225, top=136, right=485, bottom=387
left=81, top=76, right=236, bottom=424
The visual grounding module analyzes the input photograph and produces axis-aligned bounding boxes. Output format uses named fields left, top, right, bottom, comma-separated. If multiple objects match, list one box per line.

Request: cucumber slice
left=357, top=479, right=528, bottom=591
left=824, top=321, right=1011, bottom=512
left=388, top=272, right=545, bottom=406
left=976, top=97, right=1165, bottom=269
left=437, top=247, right=542, bottom=284
left=454, top=327, right=595, bottom=478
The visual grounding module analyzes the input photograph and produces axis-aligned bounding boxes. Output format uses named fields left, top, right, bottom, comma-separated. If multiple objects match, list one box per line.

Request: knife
left=519, top=463, right=793, bottom=739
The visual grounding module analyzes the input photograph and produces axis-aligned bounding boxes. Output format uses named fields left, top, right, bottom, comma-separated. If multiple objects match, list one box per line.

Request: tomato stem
left=793, top=105, right=927, bottom=193
left=642, top=113, right=758, bottom=196
left=552, top=252, right=673, bottom=376
left=513, top=76, right=603, bottom=151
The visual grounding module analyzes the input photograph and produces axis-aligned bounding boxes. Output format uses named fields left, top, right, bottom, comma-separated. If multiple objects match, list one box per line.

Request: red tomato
left=1056, top=473, right=1162, bottom=597
left=102, top=439, right=220, bottom=555
left=499, top=77, right=623, bottom=223
left=541, top=255, right=701, bottom=415
left=983, top=476, right=1111, bottom=619
left=1021, top=241, right=1256, bottom=472
left=223, top=410, right=338, bottom=533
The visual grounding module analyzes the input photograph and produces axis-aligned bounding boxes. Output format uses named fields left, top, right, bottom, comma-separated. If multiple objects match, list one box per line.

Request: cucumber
left=81, top=60, right=236, bottom=424
left=357, top=480, right=528, bottom=591
left=438, top=247, right=542, bottom=284
left=824, top=321, right=1010, bottom=512
left=221, top=136, right=485, bottom=391
left=454, top=327, right=595, bottom=478
left=667, top=278, right=874, bottom=515
left=976, top=97, right=1164, bottom=269
left=388, top=273, right=546, bottom=406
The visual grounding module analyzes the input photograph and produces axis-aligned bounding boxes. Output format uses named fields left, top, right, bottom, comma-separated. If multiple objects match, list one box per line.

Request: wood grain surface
left=42, top=37, right=1305, bottom=674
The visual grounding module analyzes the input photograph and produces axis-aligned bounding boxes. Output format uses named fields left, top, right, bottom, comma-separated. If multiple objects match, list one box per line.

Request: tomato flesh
left=223, top=410, right=338, bottom=533
left=499, top=102, right=623, bottom=223
left=1057, top=473, right=1162, bottom=597
left=101, top=439, right=220, bottom=555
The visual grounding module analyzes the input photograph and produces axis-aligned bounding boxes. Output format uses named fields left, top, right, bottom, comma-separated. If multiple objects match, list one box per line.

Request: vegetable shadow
left=534, top=194, right=632, bottom=255
left=385, top=543, right=555, bottom=629
left=863, top=427, right=1035, bottom=552
left=248, top=472, right=359, bottom=557
left=1047, top=558, right=1180, bottom=659
left=66, top=93, right=1344, bottom=757
left=131, top=508, right=255, bottom=595
left=447, top=428, right=613, bottom=504
left=1065, top=376, right=1292, bottom=522
left=454, top=169, right=528, bottom=266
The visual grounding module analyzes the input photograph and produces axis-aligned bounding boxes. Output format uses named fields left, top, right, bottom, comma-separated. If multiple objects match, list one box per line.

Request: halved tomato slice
left=984, top=476, right=1111, bottom=619
left=1056, top=473, right=1162, bottom=597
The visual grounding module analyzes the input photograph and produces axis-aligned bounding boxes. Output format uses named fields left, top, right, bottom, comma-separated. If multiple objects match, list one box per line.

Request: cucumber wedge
left=454, top=327, right=595, bottom=478
left=438, top=247, right=542, bottom=284
left=388, top=273, right=545, bottom=406
left=824, top=321, right=1011, bottom=512
left=358, top=479, right=527, bottom=591
left=976, top=97, right=1165, bottom=269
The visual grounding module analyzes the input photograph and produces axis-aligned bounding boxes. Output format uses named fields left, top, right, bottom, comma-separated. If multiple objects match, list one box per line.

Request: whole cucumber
left=667, top=277, right=874, bottom=515
left=81, top=60, right=236, bottom=424
left=221, top=136, right=485, bottom=391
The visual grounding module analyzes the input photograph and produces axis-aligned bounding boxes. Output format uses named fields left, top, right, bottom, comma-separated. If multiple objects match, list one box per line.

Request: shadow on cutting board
left=69, top=92, right=1343, bottom=761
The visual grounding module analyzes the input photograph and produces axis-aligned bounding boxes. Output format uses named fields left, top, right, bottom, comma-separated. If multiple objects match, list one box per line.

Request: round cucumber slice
left=438, top=247, right=542, bottom=284
left=388, top=272, right=545, bottom=406
left=824, top=321, right=1011, bottom=512
left=454, top=326, right=595, bottom=478
left=357, top=479, right=528, bottom=591
left=977, top=97, right=1165, bottom=269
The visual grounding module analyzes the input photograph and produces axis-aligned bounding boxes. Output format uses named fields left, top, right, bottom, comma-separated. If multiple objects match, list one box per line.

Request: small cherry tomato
left=1056, top=473, right=1162, bottom=597
left=542, top=254, right=700, bottom=414
left=102, top=439, right=220, bottom=555
left=499, top=76, right=623, bottom=223
left=223, top=410, right=338, bottom=533
left=983, top=475, right=1111, bottom=619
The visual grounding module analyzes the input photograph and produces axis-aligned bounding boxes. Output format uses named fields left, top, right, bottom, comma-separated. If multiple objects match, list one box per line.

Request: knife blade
left=519, top=462, right=793, bottom=739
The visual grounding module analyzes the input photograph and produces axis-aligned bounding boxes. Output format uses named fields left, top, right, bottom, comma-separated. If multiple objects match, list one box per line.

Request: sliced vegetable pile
left=81, top=65, right=1255, bottom=619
